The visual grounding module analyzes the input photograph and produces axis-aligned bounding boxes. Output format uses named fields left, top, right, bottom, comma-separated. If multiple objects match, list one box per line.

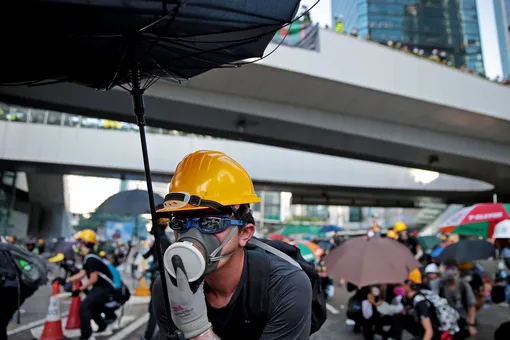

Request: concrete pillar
left=26, top=173, right=72, bottom=238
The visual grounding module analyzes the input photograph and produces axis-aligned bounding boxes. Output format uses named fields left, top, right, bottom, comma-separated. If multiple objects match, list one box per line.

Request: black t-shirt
left=152, top=249, right=312, bottom=340
left=83, top=253, right=114, bottom=289
left=400, top=236, right=418, bottom=255
left=407, top=294, right=440, bottom=331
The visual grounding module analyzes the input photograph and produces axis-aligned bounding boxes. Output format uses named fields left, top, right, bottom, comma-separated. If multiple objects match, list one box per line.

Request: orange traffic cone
left=40, top=281, right=64, bottom=340
left=65, top=281, right=81, bottom=330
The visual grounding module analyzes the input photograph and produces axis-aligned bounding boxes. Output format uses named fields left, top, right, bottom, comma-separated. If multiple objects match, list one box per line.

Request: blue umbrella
left=430, top=246, right=445, bottom=258
left=320, top=225, right=344, bottom=233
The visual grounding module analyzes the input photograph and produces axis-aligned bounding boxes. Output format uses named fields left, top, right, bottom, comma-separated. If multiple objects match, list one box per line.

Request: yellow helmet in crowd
left=393, top=221, right=407, bottom=233
left=386, top=230, right=398, bottom=240
left=408, top=268, right=422, bottom=284
left=75, top=229, right=97, bottom=244
left=157, top=150, right=260, bottom=214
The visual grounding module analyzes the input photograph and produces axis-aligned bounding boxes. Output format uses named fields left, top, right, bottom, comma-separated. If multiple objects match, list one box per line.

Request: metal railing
left=0, top=102, right=212, bottom=139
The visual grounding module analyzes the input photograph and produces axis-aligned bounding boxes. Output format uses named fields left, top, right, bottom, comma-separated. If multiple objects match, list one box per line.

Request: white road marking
left=7, top=312, right=69, bottom=335
left=326, top=303, right=340, bottom=315
left=106, top=313, right=150, bottom=340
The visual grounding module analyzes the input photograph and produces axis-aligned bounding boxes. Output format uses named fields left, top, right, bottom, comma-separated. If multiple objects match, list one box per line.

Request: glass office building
left=331, top=0, right=484, bottom=74
left=494, top=0, right=510, bottom=78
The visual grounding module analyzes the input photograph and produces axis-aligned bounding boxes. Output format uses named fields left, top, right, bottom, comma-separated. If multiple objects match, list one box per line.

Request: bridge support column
left=26, top=173, right=72, bottom=238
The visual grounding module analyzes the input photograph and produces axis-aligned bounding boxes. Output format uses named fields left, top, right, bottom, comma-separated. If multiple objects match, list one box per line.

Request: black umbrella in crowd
left=439, top=239, right=496, bottom=264
left=0, top=0, right=301, bottom=324
left=95, top=189, right=164, bottom=216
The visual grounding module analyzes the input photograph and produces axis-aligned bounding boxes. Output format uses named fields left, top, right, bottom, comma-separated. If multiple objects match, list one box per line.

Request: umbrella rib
left=106, top=43, right=129, bottom=91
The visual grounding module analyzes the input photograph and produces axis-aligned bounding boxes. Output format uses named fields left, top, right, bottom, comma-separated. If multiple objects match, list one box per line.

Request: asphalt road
left=7, top=281, right=509, bottom=340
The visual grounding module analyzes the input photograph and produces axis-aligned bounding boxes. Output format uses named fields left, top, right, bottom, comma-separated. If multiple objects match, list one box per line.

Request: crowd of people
left=296, top=6, right=510, bottom=87
left=338, top=221, right=510, bottom=340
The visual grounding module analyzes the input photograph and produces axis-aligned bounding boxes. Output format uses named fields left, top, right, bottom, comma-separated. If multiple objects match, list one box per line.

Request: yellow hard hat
left=408, top=268, right=422, bottom=284
left=386, top=230, right=398, bottom=240
left=393, top=221, right=407, bottom=233
left=99, top=250, right=107, bottom=257
left=37, top=238, right=44, bottom=245
left=157, top=150, right=260, bottom=213
left=75, top=229, right=97, bottom=244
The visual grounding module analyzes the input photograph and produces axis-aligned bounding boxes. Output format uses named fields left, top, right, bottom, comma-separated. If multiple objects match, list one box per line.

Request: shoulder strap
left=244, top=249, right=270, bottom=325
left=83, top=254, right=116, bottom=289
left=247, top=239, right=301, bottom=269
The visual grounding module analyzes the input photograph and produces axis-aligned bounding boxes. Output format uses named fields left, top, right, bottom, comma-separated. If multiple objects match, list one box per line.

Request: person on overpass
left=67, top=229, right=116, bottom=340
left=152, top=150, right=313, bottom=340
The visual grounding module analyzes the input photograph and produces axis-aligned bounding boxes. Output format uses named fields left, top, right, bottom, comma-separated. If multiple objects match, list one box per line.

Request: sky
left=300, top=0, right=504, bottom=78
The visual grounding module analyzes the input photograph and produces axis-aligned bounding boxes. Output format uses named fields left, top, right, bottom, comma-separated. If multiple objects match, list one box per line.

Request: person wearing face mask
left=424, top=263, right=441, bottom=290
left=434, top=258, right=477, bottom=339
left=151, top=150, right=313, bottom=340
left=360, top=285, right=384, bottom=340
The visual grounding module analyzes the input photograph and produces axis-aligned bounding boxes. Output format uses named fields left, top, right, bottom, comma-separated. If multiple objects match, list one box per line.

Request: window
left=47, top=111, right=63, bottom=125
left=0, top=103, right=9, bottom=121
left=30, top=109, right=47, bottom=124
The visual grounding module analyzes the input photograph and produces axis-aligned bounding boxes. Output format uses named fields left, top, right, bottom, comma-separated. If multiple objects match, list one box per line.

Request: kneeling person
left=152, top=151, right=313, bottom=340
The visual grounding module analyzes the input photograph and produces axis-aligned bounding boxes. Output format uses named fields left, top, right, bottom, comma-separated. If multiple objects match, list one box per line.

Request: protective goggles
left=162, top=192, right=226, bottom=211
left=169, top=216, right=245, bottom=234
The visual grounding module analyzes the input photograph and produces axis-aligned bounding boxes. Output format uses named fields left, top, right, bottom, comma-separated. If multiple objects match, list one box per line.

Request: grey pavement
left=7, top=280, right=508, bottom=340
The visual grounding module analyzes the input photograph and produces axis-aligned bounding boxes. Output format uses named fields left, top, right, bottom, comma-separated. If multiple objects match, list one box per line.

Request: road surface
left=7, top=281, right=507, bottom=339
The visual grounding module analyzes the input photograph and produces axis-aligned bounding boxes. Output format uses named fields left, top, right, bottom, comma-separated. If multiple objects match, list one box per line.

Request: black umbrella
left=95, top=189, right=164, bottom=216
left=1, top=0, right=301, bottom=326
left=439, top=239, right=496, bottom=263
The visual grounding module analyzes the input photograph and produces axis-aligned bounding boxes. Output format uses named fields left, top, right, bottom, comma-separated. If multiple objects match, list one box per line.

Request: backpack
left=84, top=254, right=121, bottom=290
left=0, top=243, right=48, bottom=289
left=245, top=238, right=327, bottom=335
left=416, top=289, right=460, bottom=334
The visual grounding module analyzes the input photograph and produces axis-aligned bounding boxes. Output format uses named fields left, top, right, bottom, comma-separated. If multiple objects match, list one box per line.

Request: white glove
left=165, top=255, right=212, bottom=339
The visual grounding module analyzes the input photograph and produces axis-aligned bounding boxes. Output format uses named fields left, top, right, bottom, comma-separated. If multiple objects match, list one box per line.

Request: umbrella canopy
left=320, top=225, right=344, bottom=233
left=267, top=233, right=287, bottom=241
left=439, top=203, right=510, bottom=238
left=1, top=0, right=300, bottom=89
left=296, top=243, right=316, bottom=262
left=279, top=225, right=323, bottom=237
left=300, top=241, right=325, bottom=258
left=417, top=235, right=442, bottom=251
left=438, top=239, right=496, bottom=264
left=324, top=236, right=421, bottom=287
left=95, top=189, right=164, bottom=216
left=430, top=246, right=445, bottom=258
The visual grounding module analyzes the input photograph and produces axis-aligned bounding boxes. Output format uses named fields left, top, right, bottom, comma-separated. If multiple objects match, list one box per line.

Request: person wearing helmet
left=393, top=222, right=423, bottom=262
left=386, top=230, right=398, bottom=240
left=67, top=229, right=116, bottom=340
left=152, top=151, right=312, bottom=340
left=37, top=238, right=45, bottom=254
left=423, top=263, right=441, bottom=289
left=493, top=220, right=510, bottom=269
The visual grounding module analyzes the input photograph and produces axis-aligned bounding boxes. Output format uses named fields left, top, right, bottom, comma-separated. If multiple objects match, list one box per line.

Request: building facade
left=331, top=0, right=484, bottom=74
left=494, top=0, right=510, bottom=78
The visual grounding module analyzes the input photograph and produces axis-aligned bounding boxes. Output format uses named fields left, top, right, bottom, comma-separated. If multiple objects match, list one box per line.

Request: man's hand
left=468, top=325, right=477, bottom=337
left=166, top=255, right=212, bottom=340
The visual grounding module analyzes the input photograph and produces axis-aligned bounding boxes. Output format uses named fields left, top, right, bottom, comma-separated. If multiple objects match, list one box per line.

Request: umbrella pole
left=130, top=67, right=173, bottom=326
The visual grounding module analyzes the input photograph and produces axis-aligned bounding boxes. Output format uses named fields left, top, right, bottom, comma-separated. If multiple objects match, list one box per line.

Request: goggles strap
left=209, top=226, right=238, bottom=262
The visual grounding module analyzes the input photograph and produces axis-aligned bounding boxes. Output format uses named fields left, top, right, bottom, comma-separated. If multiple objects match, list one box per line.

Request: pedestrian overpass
left=1, top=29, right=510, bottom=197
left=0, top=119, right=493, bottom=208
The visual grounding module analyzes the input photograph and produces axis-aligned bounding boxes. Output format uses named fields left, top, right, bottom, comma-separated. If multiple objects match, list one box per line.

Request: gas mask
left=164, top=226, right=239, bottom=283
